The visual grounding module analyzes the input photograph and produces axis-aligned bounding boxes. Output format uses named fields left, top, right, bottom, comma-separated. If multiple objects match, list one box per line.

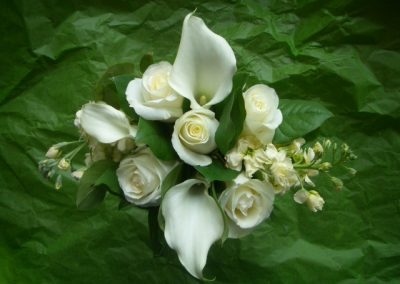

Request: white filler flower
left=169, top=13, right=236, bottom=109
left=126, top=61, right=183, bottom=121
left=117, top=148, right=176, bottom=207
left=219, top=175, right=275, bottom=238
left=243, top=84, right=282, bottom=144
left=172, top=108, right=218, bottom=166
left=294, top=189, right=325, bottom=212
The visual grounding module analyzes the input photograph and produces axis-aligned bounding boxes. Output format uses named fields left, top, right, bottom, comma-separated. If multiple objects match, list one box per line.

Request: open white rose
left=243, top=84, right=282, bottom=144
left=116, top=148, right=176, bottom=207
left=219, top=175, right=275, bottom=238
left=126, top=61, right=183, bottom=121
left=172, top=108, right=219, bottom=166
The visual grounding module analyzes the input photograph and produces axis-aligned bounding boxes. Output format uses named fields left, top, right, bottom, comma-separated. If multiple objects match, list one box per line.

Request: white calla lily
left=169, top=13, right=236, bottom=109
left=162, top=179, right=224, bottom=279
left=79, top=102, right=136, bottom=144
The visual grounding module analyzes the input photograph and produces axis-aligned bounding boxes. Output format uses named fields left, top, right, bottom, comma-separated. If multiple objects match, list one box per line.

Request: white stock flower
left=172, top=108, right=218, bottom=166
left=45, top=146, right=60, bottom=159
left=294, top=189, right=325, bottom=212
left=225, top=136, right=262, bottom=173
left=162, top=179, right=224, bottom=279
left=126, top=62, right=183, bottom=121
left=242, top=84, right=282, bottom=144
left=304, top=148, right=315, bottom=164
left=265, top=144, right=299, bottom=193
left=78, top=102, right=137, bottom=144
left=169, top=13, right=236, bottom=109
left=219, top=175, right=275, bottom=238
left=116, top=148, right=176, bottom=207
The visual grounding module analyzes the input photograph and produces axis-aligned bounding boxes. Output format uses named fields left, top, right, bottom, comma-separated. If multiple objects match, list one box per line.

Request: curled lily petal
left=169, top=13, right=236, bottom=109
left=79, top=102, right=136, bottom=144
left=162, top=179, right=224, bottom=279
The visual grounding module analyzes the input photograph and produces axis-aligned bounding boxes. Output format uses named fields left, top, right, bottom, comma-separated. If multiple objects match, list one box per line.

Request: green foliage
left=195, top=159, right=240, bottom=182
left=76, top=160, right=119, bottom=210
left=160, top=163, right=183, bottom=197
left=215, top=74, right=246, bottom=154
left=140, top=53, right=154, bottom=74
left=111, top=74, right=139, bottom=120
left=135, top=118, right=177, bottom=161
left=274, top=99, right=333, bottom=144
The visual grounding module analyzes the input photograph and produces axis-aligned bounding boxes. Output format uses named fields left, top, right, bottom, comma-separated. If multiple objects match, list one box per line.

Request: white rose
left=242, top=84, right=282, bottom=144
left=116, top=148, right=176, bottom=207
left=172, top=108, right=219, bottom=166
left=219, top=175, right=275, bottom=238
left=126, top=61, right=184, bottom=121
left=294, top=189, right=325, bottom=212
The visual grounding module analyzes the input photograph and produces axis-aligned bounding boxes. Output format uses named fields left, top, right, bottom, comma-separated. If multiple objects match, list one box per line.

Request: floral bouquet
left=39, top=12, right=356, bottom=280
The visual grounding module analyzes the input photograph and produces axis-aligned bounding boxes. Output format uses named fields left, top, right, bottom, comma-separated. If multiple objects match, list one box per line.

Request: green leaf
left=76, top=184, right=108, bottom=211
left=195, top=159, right=240, bottom=182
left=76, top=160, right=117, bottom=210
left=273, top=99, right=333, bottom=144
left=95, top=63, right=135, bottom=107
left=95, top=164, right=121, bottom=196
left=135, top=118, right=176, bottom=161
left=140, top=53, right=154, bottom=74
left=111, top=74, right=139, bottom=120
left=215, top=75, right=246, bottom=154
left=160, top=163, right=183, bottom=197
left=148, top=206, right=163, bottom=256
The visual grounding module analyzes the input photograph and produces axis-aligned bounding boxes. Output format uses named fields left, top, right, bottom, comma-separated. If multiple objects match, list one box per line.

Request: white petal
left=169, top=13, right=236, bottom=109
left=264, top=109, right=283, bottom=129
left=171, top=131, right=212, bottom=166
left=80, top=102, right=135, bottom=144
left=126, top=79, right=175, bottom=121
left=162, top=179, right=224, bottom=279
left=294, top=188, right=310, bottom=204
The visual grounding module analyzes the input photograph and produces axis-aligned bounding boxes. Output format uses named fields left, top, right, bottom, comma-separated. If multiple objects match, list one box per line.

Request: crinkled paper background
left=1, top=0, right=399, bottom=283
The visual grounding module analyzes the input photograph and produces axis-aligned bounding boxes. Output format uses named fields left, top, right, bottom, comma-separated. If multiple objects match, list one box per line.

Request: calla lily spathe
left=79, top=102, right=137, bottom=144
left=169, top=13, right=237, bottom=109
left=162, top=179, right=224, bottom=279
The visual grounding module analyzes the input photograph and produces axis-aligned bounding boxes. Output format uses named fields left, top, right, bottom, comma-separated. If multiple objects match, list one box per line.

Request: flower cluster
left=39, top=12, right=356, bottom=280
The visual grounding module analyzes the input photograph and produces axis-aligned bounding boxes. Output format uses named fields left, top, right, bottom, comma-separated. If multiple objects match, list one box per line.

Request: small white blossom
left=57, top=158, right=70, bottom=170
left=45, top=146, right=60, bottom=159
left=304, top=148, right=315, bottom=164
left=294, top=189, right=325, bottom=212
left=264, top=144, right=299, bottom=193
